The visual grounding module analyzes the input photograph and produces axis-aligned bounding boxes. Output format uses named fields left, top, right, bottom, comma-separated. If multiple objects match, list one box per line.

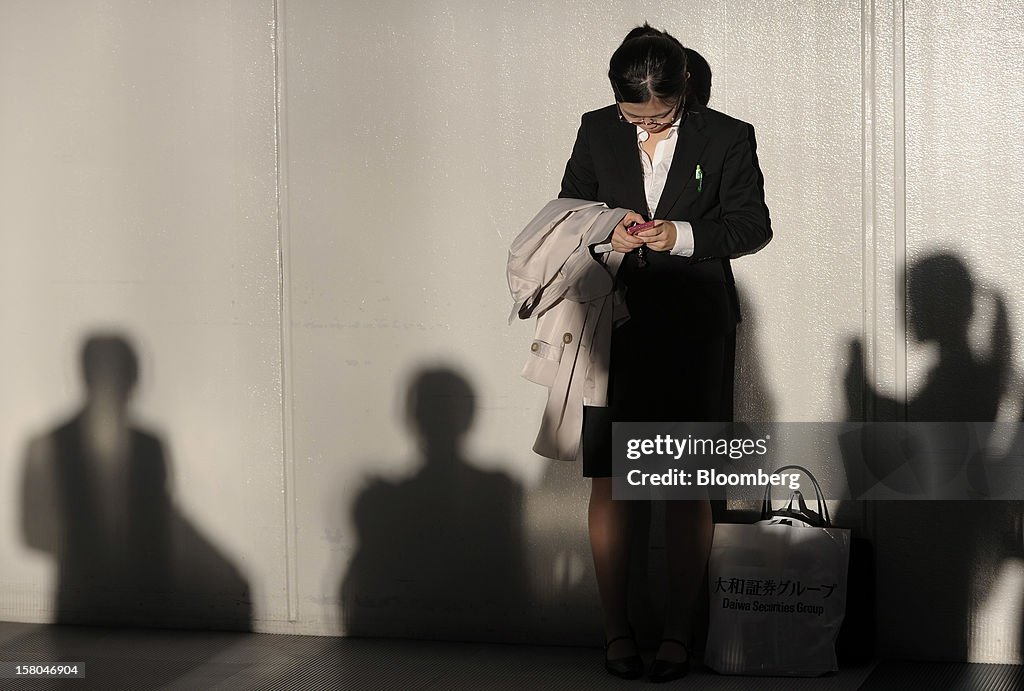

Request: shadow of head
left=80, top=333, right=139, bottom=404
left=907, top=253, right=974, bottom=344
left=342, top=365, right=527, bottom=641
left=684, top=47, right=712, bottom=108
left=405, top=367, right=475, bottom=451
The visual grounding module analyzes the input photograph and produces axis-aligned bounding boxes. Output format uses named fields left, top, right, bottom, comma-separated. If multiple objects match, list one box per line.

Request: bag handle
left=760, top=464, right=832, bottom=527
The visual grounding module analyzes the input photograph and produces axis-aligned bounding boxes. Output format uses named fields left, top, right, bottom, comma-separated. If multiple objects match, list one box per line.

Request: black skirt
left=581, top=319, right=736, bottom=478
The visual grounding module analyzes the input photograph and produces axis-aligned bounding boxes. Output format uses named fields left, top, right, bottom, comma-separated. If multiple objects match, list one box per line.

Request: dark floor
left=0, top=621, right=1021, bottom=690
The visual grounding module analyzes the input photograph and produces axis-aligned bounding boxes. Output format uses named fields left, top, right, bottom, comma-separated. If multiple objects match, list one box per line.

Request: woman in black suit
left=559, top=25, right=771, bottom=681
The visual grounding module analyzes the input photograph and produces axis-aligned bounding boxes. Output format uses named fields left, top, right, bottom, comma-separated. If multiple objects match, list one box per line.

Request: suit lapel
left=654, top=109, right=709, bottom=220
left=608, top=117, right=650, bottom=219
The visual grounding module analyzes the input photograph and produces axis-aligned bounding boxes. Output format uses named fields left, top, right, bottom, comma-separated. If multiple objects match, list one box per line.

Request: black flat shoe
left=648, top=638, right=690, bottom=683
left=605, top=634, right=645, bottom=679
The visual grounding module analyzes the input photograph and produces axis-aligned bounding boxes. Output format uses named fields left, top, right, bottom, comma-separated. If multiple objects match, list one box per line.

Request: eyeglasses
left=616, top=99, right=683, bottom=130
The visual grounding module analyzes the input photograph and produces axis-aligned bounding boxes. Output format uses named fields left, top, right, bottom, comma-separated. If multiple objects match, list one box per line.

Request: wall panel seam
left=893, top=0, right=908, bottom=416
left=860, top=0, right=878, bottom=545
left=862, top=0, right=877, bottom=423
left=273, top=0, right=300, bottom=623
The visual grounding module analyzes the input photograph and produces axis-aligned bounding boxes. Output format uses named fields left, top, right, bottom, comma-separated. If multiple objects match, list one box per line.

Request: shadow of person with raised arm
left=21, top=333, right=251, bottom=633
left=341, top=367, right=528, bottom=642
left=843, top=253, right=1017, bottom=661
left=900, top=253, right=1008, bottom=424
left=844, top=253, right=1011, bottom=494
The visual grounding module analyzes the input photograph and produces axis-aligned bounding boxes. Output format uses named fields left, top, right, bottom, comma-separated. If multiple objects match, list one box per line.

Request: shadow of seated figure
left=341, top=367, right=527, bottom=641
left=22, top=333, right=251, bottom=630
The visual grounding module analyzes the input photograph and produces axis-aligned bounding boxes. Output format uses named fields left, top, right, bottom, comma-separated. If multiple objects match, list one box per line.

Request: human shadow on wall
left=843, top=252, right=1020, bottom=661
left=732, top=285, right=777, bottom=431
left=525, top=453, right=602, bottom=646
left=683, top=47, right=712, bottom=110
left=21, top=333, right=251, bottom=631
left=696, top=283, right=777, bottom=522
left=843, top=252, right=1011, bottom=495
left=341, top=367, right=528, bottom=642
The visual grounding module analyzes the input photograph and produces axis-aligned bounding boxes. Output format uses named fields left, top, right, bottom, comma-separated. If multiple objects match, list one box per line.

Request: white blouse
left=592, top=120, right=694, bottom=256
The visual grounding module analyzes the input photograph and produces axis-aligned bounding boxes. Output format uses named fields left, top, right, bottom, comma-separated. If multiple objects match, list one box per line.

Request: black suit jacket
left=559, top=104, right=771, bottom=335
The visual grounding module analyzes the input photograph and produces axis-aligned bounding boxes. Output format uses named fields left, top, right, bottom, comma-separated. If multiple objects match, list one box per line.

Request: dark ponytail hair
left=608, top=23, right=688, bottom=104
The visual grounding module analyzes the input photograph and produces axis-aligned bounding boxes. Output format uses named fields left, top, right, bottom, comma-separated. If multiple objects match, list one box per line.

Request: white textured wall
left=0, top=0, right=287, bottom=624
left=280, top=0, right=865, bottom=639
left=0, top=0, right=1022, bottom=663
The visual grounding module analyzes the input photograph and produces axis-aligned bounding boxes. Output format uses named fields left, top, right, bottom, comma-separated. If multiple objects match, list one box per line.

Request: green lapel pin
left=696, top=164, right=703, bottom=192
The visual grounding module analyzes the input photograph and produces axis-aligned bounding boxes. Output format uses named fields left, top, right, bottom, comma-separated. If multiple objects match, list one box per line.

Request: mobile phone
left=626, top=220, right=656, bottom=235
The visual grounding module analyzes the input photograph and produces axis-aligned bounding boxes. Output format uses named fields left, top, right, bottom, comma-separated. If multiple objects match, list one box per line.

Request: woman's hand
left=635, top=221, right=677, bottom=252
left=609, top=211, right=647, bottom=253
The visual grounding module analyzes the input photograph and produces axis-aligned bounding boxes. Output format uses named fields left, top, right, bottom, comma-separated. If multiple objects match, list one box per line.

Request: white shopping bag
left=704, top=465, right=850, bottom=676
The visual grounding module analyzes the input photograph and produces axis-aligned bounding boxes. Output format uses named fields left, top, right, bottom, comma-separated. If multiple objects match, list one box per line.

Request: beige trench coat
left=507, top=198, right=630, bottom=461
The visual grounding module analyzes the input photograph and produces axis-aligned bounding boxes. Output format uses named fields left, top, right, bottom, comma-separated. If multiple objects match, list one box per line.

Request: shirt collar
left=635, top=116, right=682, bottom=143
